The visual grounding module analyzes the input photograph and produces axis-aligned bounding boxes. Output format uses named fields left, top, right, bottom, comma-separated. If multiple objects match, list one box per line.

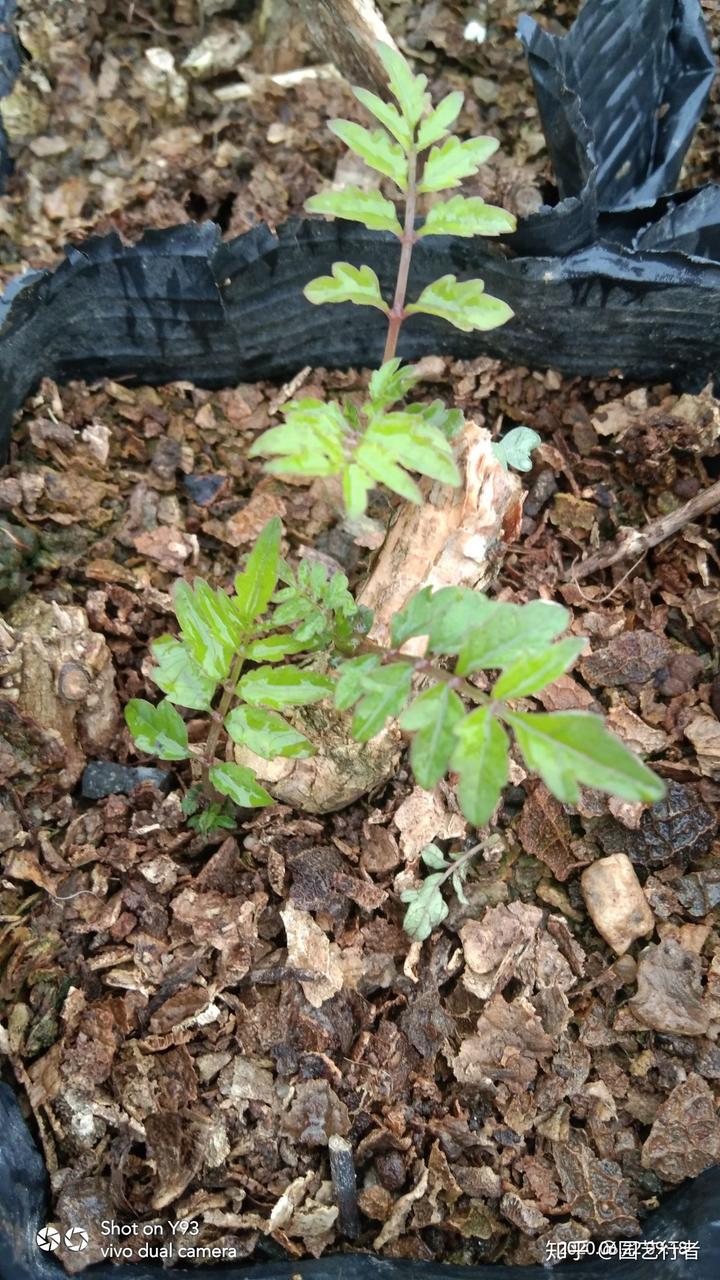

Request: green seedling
left=250, top=41, right=517, bottom=517
left=126, top=519, right=665, bottom=939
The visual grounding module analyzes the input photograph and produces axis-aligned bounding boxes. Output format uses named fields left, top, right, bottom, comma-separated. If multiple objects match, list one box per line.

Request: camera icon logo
left=64, top=1227, right=89, bottom=1252
left=35, top=1226, right=61, bottom=1252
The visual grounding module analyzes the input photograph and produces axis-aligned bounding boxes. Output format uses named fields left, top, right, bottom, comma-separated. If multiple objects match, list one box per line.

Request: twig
left=328, top=1134, right=361, bottom=1239
left=569, top=478, right=720, bottom=582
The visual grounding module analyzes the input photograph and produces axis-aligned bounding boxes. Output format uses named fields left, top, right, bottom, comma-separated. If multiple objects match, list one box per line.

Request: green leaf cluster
left=250, top=360, right=462, bottom=518
left=400, top=843, right=474, bottom=941
left=336, top=586, right=665, bottom=829
left=124, top=519, right=348, bottom=826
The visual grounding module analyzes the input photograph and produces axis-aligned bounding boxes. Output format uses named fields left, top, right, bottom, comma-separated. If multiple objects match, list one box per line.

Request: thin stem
left=436, top=841, right=484, bottom=890
left=358, top=636, right=487, bottom=707
left=383, top=147, right=417, bottom=363
left=201, top=650, right=245, bottom=797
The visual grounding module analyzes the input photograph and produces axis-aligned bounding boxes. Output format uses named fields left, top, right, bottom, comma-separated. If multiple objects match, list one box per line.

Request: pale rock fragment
left=580, top=853, right=655, bottom=955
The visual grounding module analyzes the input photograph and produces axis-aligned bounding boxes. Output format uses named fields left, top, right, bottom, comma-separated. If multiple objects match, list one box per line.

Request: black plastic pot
left=0, top=1, right=719, bottom=1276
left=1, top=0, right=720, bottom=461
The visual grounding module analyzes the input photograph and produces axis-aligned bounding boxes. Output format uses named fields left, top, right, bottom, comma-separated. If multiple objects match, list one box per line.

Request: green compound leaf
left=400, top=682, right=466, bottom=788
left=349, top=662, right=414, bottom=741
left=504, top=710, right=666, bottom=806
left=224, top=705, right=314, bottom=760
left=305, top=187, right=402, bottom=235
left=334, top=653, right=381, bottom=711
left=419, top=194, right=517, bottom=238
left=407, top=274, right=513, bottom=332
left=352, top=86, right=413, bottom=148
left=456, top=600, right=569, bottom=674
left=416, top=91, right=464, bottom=150
left=401, top=873, right=449, bottom=942
left=353, top=440, right=424, bottom=504
left=426, top=586, right=498, bottom=655
left=390, top=585, right=435, bottom=647
left=238, top=666, right=333, bottom=709
left=492, top=426, right=542, bottom=472
left=125, top=698, right=189, bottom=761
left=249, top=399, right=347, bottom=477
left=406, top=399, right=464, bottom=440
left=368, top=359, right=422, bottom=411
left=150, top=635, right=217, bottom=711
left=376, top=41, right=428, bottom=128
left=329, top=119, right=407, bottom=187
left=366, top=411, right=461, bottom=487
left=419, top=135, right=499, bottom=193
left=450, top=706, right=509, bottom=827
left=304, top=262, right=389, bottom=312
left=492, top=637, right=587, bottom=701
left=234, top=516, right=282, bottom=624
left=208, top=762, right=273, bottom=808
left=174, top=579, right=237, bottom=682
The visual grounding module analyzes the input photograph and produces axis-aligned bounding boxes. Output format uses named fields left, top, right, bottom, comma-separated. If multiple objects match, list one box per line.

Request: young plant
left=249, top=42, right=517, bottom=517
left=124, top=517, right=369, bottom=833
left=126, top=520, right=664, bottom=932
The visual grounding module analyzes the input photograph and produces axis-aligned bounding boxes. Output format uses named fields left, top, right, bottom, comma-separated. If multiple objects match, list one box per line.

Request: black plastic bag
left=0, top=0, right=20, bottom=192
left=0, top=0, right=719, bottom=461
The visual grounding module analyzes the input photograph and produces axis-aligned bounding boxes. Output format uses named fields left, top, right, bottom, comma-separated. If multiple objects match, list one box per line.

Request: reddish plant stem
left=383, top=146, right=417, bottom=363
left=200, top=650, right=245, bottom=798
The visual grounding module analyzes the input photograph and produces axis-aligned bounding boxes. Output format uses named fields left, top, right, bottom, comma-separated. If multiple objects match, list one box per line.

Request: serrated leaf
left=238, top=666, right=333, bottom=709
left=492, top=637, right=587, bottom=701
left=421, top=842, right=448, bottom=870
left=249, top=400, right=348, bottom=477
left=504, top=710, right=666, bottom=805
left=407, top=399, right=464, bottom=439
left=419, top=194, right=517, bottom=238
left=407, top=273, right=513, bottom=332
left=400, top=682, right=466, bottom=787
left=329, top=119, right=407, bottom=187
left=234, top=516, right=282, bottom=624
left=350, top=662, right=414, bottom=741
left=150, top=635, right=217, bottom=711
left=334, top=653, right=381, bottom=711
left=243, top=634, right=312, bottom=662
left=354, top=440, right=423, bottom=504
left=125, top=698, right=189, bottom=761
left=367, top=412, right=461, bottom=486
left=174, top=579, right=235, bottom=681
left=450, top=706, right=509, bottom=827
left=456, top=600, right=569, bottom=673
left=390, top=585, right=435, bottom=647
left=352, top=86, right=413, bottom=147
left=342, top=462, right=373, bottom=519
left=426, top=586, right=497, bottom=655
left=376, top=41, right=428, bottom=127
left=224, top=705, right=314, bottom=759
left=416, top=90, right=464, bottom=150
left=305, top=187, right=402, bottom=234
left=492, top=426, right=542, bottom=472
left=401, top=874, right=448, bottom=942
left=419, top=135, right=499, bottom=193
left=368, top=358, right=421, bottom=411
left=304, top=261, right=389, bottom=312
left=208, top=762, right=273, bottom=808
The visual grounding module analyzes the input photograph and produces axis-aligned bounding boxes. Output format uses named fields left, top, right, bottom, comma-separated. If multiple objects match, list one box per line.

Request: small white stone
left=580, top=853, right=655, bottom=955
